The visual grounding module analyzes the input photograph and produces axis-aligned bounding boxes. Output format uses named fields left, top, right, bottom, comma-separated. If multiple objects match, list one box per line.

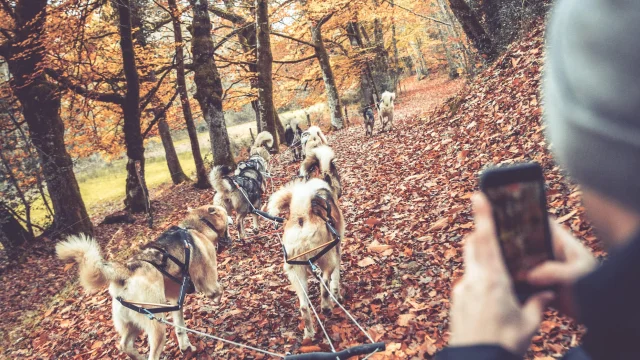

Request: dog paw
left=179, top=342, right=196, bottom=353
left=303, top=329, right=316, bottom=340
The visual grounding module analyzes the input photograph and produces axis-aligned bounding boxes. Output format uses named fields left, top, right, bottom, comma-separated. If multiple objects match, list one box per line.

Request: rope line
left=144, top=310, right=286, bottom=358
left=290, top=270, right=337, bottom=353
left=309, top=262, right=374, bottom=344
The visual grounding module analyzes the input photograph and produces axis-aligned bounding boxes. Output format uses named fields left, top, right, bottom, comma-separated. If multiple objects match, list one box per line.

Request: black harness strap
left=116, top=229, right=193, bottom=314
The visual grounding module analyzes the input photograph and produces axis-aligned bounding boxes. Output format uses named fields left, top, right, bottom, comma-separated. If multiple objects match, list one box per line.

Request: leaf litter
left=0, top=20, right=601, bottom=360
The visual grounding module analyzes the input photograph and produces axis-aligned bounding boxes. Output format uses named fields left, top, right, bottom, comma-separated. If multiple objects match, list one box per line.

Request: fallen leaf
left=298, top=346, right=322, bottom=353
left=357, top=257, right=375, bottom=267
left=397, top=313, right=416, bottom=326
left=556, top=210, right=578, bottom=223
left=428, top=217, right=449, bottom=231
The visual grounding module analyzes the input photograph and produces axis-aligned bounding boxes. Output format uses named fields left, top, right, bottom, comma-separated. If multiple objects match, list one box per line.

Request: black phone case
left=479, top=162, right=554, bottom=302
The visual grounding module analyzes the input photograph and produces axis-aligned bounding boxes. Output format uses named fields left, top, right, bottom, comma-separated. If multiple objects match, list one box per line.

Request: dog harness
left=282, top=195, right=341, bottom=266
left=116, top=226, right=193, bottom=314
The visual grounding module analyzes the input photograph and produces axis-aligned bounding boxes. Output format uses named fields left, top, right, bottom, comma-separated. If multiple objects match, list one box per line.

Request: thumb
left=527, top=261, right=577, bottom=286
left=522, top=291, right=555, bottom=330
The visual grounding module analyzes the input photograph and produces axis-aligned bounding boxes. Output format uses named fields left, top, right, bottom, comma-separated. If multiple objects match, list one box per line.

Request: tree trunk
left=391, top=22, right=400, bottom=90
left=5, top=0, right=93, bottom=236
left=448, top=0, right=498, bottom=62
left=438, top=0, right=472, bottom=75
left=311, top=20, right=343, bottom=130
left=168, top=0, right=209, bottom=188
left=112, top=0, right=149, bottom=213
left=434, top=22, right=458, bottom=79
left=346, top=22, right=376, bottom=109
left=190, top=0, right=234, bottom=167
left=221, top=1, right=264, bottom=133
left=157, top=118, right=189, bottom=184
left=372, top=0, right=393, bottom=91
left=255, top=0, right=280, bottom=151
left=0, top=205, right=33, bottom=256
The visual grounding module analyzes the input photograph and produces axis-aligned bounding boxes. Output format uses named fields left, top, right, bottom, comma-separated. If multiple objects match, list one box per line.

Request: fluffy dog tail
left=254, top=131, right=274, bottom=148
left=209, top=165, right=234, bottom=193
left=300, top=145, right=335, bottom=177
left=307, top=126, right=328, bottom=144
left=56, top=234, right=125, bottom=292
left=267, top=182, right=295, bottom=217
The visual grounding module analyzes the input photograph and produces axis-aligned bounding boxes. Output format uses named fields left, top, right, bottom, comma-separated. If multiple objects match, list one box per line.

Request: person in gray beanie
left=436, top=0, right=640, bottom=359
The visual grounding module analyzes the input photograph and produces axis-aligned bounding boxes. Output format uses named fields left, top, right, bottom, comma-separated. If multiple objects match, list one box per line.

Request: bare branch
left=381, top=0, right=451, bottom=26
left=208, top=5, right=246, bottom=24
left=212, top=23, right=254, bottom=52
left=139, top=64, right=174, bottom=112
left=273, top=54, right=316, bottom=64
left=45, top=69, right=125, bottom=105
left=271, top=31, right=316, bottom=48
left=142, top=90, right=179, bottom=138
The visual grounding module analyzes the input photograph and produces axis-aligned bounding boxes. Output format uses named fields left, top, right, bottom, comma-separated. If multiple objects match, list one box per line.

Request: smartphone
left=479, top=162, right=553, bottom=302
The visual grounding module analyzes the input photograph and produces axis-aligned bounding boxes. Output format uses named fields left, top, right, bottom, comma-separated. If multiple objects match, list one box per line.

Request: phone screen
left=484, top=180, right=551, bottom=285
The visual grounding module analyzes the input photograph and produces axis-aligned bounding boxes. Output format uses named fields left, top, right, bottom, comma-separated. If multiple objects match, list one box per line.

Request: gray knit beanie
left=544, top=0, right=640, bottom=213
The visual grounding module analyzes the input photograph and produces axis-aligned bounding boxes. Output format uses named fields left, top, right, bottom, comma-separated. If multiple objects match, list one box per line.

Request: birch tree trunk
left=168, top=0, right=210, bottom=188
left=190, top=0, right=234, bottom=167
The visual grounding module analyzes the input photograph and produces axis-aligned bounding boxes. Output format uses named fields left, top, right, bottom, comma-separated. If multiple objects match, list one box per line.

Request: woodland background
left=0, top=1, right=585, bottom=359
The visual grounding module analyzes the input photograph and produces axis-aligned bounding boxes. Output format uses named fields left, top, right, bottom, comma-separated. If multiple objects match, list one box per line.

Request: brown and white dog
left=299, top=145, right=342, bottom=198
left=56, top=205, right=228, bottom=360
left=267, top=178, right=345, bottom=339
left=379, top=91, right=396, bottom=131
left=251, top=131, right=274, bottom=162
left=210, top=165, right=262, bottom=240
left=301, top=125, right=328, bottom=158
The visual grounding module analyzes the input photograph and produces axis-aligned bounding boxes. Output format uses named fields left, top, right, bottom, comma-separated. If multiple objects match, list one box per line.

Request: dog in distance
left=379, top=91, right=396, bottom=132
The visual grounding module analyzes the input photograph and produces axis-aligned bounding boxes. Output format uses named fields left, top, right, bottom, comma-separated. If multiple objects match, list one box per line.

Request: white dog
left=267, top=178, right=344, bottom=339
left=379, top=91, right=396, bottom=131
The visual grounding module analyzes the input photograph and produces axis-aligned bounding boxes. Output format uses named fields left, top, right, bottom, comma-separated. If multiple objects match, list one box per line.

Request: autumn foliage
left=1, top=15, right=602, bottom=358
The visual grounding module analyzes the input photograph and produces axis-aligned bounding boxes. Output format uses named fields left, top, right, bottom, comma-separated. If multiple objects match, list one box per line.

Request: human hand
left=448, top=193, right=554, bottom=356
left=527, top=221, right=597, bottom=318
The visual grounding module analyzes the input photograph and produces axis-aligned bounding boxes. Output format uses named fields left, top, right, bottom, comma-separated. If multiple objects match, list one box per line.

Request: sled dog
left=267, top=178, right=345, bottom=339
left=56, top=205, right=228, bottom=360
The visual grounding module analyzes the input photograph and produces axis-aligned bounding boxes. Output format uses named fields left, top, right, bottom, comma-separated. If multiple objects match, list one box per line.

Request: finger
left=527, top=261, right=577, bottom=286
left=523, top=291, right=555, bottom=330
left=468, top=193, right=504, bottom=269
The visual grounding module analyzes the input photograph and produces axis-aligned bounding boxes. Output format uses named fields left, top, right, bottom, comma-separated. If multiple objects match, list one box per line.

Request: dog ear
left=391, top=92, right=396, bottom=101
